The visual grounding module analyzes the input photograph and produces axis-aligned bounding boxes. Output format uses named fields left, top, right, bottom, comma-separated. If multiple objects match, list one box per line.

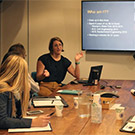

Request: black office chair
left=31, top=71, right=39, bottom=97
left=31, top=71, right=38, bottom=82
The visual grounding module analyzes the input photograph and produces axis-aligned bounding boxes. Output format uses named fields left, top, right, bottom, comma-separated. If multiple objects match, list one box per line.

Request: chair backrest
left=31, top=72, right=38, bottom=82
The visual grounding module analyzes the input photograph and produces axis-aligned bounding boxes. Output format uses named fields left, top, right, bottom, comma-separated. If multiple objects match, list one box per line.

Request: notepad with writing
left=8, top=117, right=52, bottom=133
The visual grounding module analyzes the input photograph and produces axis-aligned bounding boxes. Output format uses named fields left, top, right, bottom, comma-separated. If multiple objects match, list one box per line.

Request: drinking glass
left=78, top=90, right=92, bottom=118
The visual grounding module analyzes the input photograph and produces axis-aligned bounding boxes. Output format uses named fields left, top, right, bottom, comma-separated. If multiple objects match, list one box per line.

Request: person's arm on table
left=0, top=92, right=51, bottom=129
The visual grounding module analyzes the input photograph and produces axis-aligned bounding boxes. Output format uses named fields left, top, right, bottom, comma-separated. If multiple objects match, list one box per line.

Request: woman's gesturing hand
left=43, top=69, right=50, bottom=77
left=75, top=52, right=83, bottom=62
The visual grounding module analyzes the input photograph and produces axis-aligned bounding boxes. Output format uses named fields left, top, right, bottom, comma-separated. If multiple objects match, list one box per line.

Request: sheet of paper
left=55, top=96, right=61, bottom=99
left=33, top=100, right=63, bottom=107
left=130, top=116, right=135, bottom=122
left=109, top=103, right=121, bottom=110
left=8, top=124, right=52, bottom=132
left=122, top=122, right=135, bottom=131
left=8, top=117, right=52, bottom=133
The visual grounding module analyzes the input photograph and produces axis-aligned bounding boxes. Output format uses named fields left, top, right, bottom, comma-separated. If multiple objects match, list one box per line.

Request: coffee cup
left=115, top=107, right=125, bottom=120
left=55, top=105, right=64, bottom=117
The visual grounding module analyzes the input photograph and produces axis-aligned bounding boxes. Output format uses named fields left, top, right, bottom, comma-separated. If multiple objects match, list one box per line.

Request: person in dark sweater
left=36, top=37, right=83, bottom=96
left=0, top=55, right=50, bottom=129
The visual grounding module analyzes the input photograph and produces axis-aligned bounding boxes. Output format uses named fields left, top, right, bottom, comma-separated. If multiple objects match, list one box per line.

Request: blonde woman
left=1, top=43, right=39, bottom=94
left=0, top=55, right=50, bottom=129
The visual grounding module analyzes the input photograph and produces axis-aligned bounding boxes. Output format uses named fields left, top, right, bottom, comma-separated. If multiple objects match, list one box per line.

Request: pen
left=51, top=100, right=54, bottom=104
left=49, top=111, right=55, bottom=116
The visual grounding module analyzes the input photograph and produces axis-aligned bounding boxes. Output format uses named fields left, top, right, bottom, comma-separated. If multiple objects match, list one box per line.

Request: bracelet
left=75, top=62, right=80, bottom=65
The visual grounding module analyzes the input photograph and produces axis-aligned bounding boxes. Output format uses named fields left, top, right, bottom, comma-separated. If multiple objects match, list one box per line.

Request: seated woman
left=36, top=37, right=83, bottom=96
left=0, top=55, right=50, bottom=129
left=1, top=43, right=39, bottom=95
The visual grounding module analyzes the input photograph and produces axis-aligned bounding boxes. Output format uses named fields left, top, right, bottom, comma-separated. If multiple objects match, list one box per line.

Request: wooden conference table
left=1, top=79, right=135, bottom=135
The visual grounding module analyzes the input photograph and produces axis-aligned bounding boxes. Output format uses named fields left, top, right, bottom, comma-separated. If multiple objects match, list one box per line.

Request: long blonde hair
left=0, top=55, right=30, bottom=117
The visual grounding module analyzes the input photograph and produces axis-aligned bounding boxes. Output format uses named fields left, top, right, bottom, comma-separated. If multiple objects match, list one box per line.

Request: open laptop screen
left=78, top=65, right=103, bottom=85
left=88, top=65, right=103, bottom=85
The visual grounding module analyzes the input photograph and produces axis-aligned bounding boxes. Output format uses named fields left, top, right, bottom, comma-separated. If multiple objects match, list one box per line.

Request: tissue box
left=101, top=97, right=116, bottom=109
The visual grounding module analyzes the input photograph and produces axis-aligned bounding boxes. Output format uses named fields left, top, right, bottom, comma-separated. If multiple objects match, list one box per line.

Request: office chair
left=31, top=71, right=39, bottom=97
left=31, top=71, right=38, bottom=82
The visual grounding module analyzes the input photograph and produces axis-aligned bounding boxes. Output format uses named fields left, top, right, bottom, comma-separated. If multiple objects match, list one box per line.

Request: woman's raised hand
left=75, top=52, right=83, bottom=62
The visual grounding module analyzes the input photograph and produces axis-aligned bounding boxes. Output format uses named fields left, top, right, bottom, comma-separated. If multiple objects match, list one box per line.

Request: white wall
left=1, top=0, right=135, bottom=84
left=29, top=0, right=135, bottom=83
left=29, top=0, right=82, bottom=83
left=0, top=0, right=28, bottom=61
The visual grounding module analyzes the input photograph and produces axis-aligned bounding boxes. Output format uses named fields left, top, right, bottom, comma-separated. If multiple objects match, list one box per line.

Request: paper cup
left=73, top=97, right=79, bottom=109
left=55, top=105, right=63, bottom=117
left=115, top=107, right=125, bottom=120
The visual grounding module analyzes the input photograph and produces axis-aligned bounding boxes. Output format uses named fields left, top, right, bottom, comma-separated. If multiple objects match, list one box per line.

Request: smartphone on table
left=27, top=110, right=44, bottom=115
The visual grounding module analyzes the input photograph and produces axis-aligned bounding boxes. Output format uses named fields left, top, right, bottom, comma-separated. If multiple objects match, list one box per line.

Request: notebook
left=8, top=116, right=52, bottom=132
left=57, top=90, right=82, bottom=95
left=32, top=96, right=68, bottom=108
left=78, top=65, right=103, bottom=85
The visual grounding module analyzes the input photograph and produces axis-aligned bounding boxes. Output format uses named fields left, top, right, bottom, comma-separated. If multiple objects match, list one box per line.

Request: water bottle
left=91, top=94, right=102, bottom=123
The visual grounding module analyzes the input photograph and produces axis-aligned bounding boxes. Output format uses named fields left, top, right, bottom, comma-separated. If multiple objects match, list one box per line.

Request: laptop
left=78, top=65, right=103, bottom=86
